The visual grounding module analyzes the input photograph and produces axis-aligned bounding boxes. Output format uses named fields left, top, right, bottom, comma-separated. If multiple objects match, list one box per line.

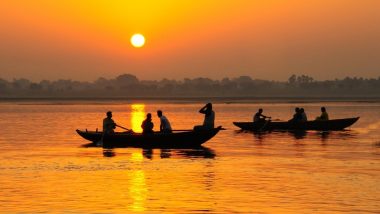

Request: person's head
left=157, top=110, right=163, bottom=117
left=321, top=107, right=326, bottom=112
left=300, top=108, right=304, bottom=113
left=295, top=107, right=300, bottom=113
left=206, top=103, right=212, bottom=110
left=106, top=111, right=112, bottom=118
left=258, top=108, right=263, bottom=113
left=146, top=113, right=152, bottom=119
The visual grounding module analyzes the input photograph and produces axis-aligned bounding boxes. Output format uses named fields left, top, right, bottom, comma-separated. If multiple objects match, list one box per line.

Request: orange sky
left=0, top=0, right=379, bottom=81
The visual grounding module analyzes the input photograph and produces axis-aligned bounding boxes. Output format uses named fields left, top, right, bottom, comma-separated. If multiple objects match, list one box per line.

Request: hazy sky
left=0, top=0, right=379, bottom=81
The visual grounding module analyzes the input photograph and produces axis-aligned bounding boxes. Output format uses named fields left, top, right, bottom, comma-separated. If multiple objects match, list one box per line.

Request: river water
left=0, top=101, right=379, bottom=213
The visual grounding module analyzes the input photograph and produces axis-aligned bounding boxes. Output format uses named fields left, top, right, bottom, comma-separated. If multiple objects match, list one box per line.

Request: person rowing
left=98, top=111, right=119, bottom=146
left=253, top=108, right=271, bottom=123
left=103, top=111, right=116, bottom=134
left=103, top=111, right=131, bottom=133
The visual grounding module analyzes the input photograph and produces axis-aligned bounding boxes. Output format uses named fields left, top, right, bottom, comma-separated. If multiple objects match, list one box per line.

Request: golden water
left=0, top=102, right=379, bottom=213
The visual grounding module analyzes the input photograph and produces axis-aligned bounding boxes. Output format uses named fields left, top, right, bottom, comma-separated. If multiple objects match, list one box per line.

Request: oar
left=172, top=127, right=226, bottom=132
left=97, top=125, right=130, bottom=146
left=116, top=124, right=131, bottom=131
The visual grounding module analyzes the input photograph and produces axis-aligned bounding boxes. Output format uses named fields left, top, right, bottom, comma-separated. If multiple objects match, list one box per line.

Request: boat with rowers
left=76, top=126, right=223, bottom=148
left=233, top=117, right=359, bottom=131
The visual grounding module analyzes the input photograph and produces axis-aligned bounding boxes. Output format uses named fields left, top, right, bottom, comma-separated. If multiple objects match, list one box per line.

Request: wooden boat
left=233, top=117, right=359, bottom=131
left=76, top=126, right=222, bottom=148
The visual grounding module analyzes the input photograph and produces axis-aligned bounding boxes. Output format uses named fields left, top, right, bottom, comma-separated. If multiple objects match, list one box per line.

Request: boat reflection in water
left=102, top=146, right=216, bottom=159
left=238, top=129, right=359, bottom=144
left=289, top=130, right=308, bottom=139
left=102, top=148, right=115, bottom=157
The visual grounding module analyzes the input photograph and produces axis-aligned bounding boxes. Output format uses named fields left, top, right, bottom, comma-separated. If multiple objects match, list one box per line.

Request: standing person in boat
left=194, top=103, right=215, bottom=130
left=141, top=113, right=154, bottom=134
left=103, top=111, right=117, bottom=134
left=300, top=108, right=308, bottom=122
left=253, top=108, right=270, bottom=123
left=316, top=107, right=329, bottom=120
left=157, top=110, right=172, bottom=133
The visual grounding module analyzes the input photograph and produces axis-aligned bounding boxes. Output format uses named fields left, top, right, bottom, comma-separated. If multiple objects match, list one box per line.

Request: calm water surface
left=0, top=101, right=379, bottom=213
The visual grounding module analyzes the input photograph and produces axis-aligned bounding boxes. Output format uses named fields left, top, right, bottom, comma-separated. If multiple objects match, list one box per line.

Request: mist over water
left=0, top=101, right=379, bottom=213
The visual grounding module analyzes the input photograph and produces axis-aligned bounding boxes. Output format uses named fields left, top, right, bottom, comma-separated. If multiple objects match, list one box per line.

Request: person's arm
left=111, top=119, right=116, bottom=129
left=160, top=121, right=163, bottom=131
left=199, top=104, right=208, bottom=114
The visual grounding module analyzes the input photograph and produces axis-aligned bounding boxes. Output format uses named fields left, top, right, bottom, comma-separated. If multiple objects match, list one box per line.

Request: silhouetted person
left=316, top=107, right=329, bottom=120
left=289, top=107, right=303, bottom=123
left=141, top=113, right=154, bottom=134
left=103, top=111, right=116, bottom=134
left=157, top=110, right=172, bottom=133
left=300, top=108, right=307, bottom=122
left=253, top=108, right=270, bottom=123
left=194, top=103, right=215, bottom=130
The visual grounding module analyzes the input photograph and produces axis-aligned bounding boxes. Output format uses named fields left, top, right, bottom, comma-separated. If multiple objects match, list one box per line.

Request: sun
left=130, top=34, right=145, bottom=48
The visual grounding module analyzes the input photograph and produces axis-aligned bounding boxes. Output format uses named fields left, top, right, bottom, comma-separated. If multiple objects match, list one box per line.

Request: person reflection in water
left=141, top=113, right=154, bottom=134
left=194, top=103, right=215, bottom=130
left=103, top=111, right=116, bottom=134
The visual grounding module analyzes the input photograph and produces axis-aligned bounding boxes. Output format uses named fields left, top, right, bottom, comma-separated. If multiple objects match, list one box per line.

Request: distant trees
left=0, top=74, right=379, bottom=98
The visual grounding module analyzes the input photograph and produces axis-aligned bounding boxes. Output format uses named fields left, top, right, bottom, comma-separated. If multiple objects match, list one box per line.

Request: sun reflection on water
left=128, top=170, right=147, bottom=212
left=131, top=104, right=145, bottom=133
left=128, top=148, right=147, bottom=212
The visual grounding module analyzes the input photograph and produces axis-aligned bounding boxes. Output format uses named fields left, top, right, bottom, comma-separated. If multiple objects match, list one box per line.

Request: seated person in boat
left=157, top=110, right=172, bottom=133
left=141, top=113, right=154, bottom=134
left=289, top=107, right=303, bottom=123
left=316, top=107, right=329, bottom=121
left=253, top=108, right=270, bottom=123
left=103, top=111, right=116, bottom=134
left=300, top=108, right=308, bottom=122
left=194, top=103, right=215, bottom=131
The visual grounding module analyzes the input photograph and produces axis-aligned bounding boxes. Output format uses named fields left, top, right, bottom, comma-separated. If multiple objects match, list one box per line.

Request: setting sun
left=130, top=34, right=145, bottom=48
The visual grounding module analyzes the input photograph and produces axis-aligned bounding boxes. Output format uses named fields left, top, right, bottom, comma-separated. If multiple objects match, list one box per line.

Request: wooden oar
left=116, top=124, right=131, bottom=131
left=172, top=127, right=226, bottom=132
left=97, top=125, right=130, bottom=146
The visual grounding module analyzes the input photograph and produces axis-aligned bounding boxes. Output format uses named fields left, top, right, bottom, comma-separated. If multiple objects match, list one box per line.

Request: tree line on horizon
left=0, top=74, right=379, bottom=97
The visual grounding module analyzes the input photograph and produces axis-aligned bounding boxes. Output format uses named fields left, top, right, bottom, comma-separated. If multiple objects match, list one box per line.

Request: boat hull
left=233, top=117, right=359, bottom=131
left=76, top=127, right=222, bottom=148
